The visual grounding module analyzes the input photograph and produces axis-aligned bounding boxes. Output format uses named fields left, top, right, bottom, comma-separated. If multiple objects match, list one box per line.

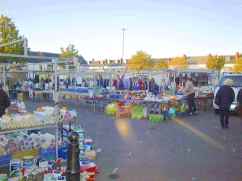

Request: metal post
left=3, top=64, right=6, bottom=90
left=66, top=132, right=80, bottom=181
left=53, top=58, right=58, bottom=103
left=56, top=123, right=59, bottom=159
left=23, top=38, right=28, bottom=56
left=121, top=28, right=126, bottom=62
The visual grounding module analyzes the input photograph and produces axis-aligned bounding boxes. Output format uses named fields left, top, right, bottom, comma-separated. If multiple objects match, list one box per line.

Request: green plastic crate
left=148, top=114, right=164, bottom=123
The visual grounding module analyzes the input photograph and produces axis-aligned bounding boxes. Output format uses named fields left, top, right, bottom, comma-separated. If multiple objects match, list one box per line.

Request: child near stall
left=161, top=104, right=170, bottom=121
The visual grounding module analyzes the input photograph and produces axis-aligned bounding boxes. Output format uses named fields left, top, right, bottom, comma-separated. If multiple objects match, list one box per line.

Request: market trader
left=0, top=83, right=10, bottom=117
left=183, top=77, right=197, bottom=116
left=215, top=79, right=234, bottom=129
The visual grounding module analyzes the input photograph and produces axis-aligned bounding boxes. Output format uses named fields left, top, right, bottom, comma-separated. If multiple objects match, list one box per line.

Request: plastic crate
left=148, top=114, right=164, bottom=123
left=58, top=146, right=68, bottom=160
left=39, top=148, right=56, bottom=160
left=0, top=154, right=11, bottom=166
left=39, top=146, right=68, bottom=160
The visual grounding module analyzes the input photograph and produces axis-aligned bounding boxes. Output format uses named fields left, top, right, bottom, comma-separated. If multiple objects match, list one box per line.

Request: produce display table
left=15, top=90, right=53, bottom=101
left=33, top=90, right=53, bottom=101
left=59, top=89, right=213, bottom=117
left=59, top=91, right=98, bottom=112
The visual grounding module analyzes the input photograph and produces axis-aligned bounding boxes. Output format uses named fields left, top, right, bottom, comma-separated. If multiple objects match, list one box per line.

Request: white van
left=213, top=74, right=242, bottom=112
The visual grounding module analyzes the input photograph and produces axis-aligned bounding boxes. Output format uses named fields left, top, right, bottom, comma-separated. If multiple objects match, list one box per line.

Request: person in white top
left=183, top=77, right=197, bottom=115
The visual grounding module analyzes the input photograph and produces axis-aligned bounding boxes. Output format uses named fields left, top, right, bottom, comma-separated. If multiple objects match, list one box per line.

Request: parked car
left=213, top=74, right=242, bottom=112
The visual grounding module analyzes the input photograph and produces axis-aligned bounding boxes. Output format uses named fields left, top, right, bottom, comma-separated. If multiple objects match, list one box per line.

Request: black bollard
left=66, top=131, right=80, bottom=181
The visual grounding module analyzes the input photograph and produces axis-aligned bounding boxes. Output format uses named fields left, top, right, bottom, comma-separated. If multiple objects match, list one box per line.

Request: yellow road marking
left=115, top=118, right=134, bottom=139
left=173, top=118, right=225, bottom=151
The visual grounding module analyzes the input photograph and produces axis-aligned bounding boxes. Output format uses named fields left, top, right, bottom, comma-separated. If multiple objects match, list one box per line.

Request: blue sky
left=1, top=0, right=242, bottom=61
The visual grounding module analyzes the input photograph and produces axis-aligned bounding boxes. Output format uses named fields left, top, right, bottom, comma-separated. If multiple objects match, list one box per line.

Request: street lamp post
left=121, top=28, right=126, bottom=63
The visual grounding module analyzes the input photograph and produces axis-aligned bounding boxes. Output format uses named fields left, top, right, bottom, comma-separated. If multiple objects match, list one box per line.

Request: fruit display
left=131, top=105, right=144, bottom=120
left=105, top=103, right=117, bottom=116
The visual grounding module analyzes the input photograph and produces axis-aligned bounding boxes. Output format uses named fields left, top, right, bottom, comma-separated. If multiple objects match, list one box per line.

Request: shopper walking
left=0, top=84, right=10, bottom=117
left=237, top=88, right=242, bottom=117
left=183, top=77, right=197, bottom=115
left=215, top=79, right=234, bottom=129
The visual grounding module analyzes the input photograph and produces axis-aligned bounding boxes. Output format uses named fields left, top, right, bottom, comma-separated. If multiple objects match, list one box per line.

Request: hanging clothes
left=123, top=77, right=130, bottom=90
left=112, top=79, right=118, bottom=89
left=129, top=78, right=133, bottom=90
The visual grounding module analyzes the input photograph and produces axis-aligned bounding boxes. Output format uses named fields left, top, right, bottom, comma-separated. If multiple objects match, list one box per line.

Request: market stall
left=0, top=100, right=99, bottom=180
left=56, top=68, right=215, bottom=118
left=102, top=69, right=216, bottom=121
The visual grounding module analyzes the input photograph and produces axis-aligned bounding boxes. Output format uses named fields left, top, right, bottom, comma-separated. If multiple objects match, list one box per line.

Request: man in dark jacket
left=0, top=84, right=10, bottom=117
left=237, top=88, right=242, bottom=117
left=215, top=79, right=234, bottom=129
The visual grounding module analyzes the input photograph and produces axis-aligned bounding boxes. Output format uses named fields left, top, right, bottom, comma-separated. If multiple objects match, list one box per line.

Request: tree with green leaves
left=233, top=52, right=242, bottom=72
left=0, top=15, right=24, bottom=55
left=168, top=55, right=188, bottom=69
left=206, top=54, right=225, bottom=71
left=152, top=59, right=168, bottom=70
left=206, top=54, right=225, bottom=79
left=127, top=51, right=153, bottom=71
left=60, top=44, right=79, bottom=59
left=59, top=44, right=80, bottom=69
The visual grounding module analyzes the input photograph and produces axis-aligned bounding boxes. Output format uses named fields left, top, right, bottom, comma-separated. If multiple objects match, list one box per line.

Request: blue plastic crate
left=58, top=146, right=68, bottom=160
left=0, top=154, right=11, bottom=166
left=40, top=146, right=69, bottom=161
left=39, top=148, right=56, bottom=160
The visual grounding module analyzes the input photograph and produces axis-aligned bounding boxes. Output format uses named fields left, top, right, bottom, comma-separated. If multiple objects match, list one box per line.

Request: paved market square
left=27, top=101, right=242, bottom=181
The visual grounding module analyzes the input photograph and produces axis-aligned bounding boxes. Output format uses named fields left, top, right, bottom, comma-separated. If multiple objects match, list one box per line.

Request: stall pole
left=2, top=65, right=6, bottom=89
left=56, top=123, right=59, bottom=159
left=54, top=104, right=61, bottom=159
left=53, top=58, right=58, bottom=103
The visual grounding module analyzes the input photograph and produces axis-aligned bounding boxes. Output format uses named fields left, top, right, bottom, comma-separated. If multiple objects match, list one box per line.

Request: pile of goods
left=74, top=127, right=99, bottom=180
left=7, top=101, right=27, bottom=114
left=35, top=127, right=98, bottom=180
left=105, top=103, right=117, bottom=116
left=131, top=105, right=145, bottom=120
left=0, top=114, right=41, bottom=130
left=0, top=125, right=98, bottom=180
left=143, top=93, right=170, bottom=103
left=0, top=132, right=56, bottom=157
left=129, top=91, right=146, bottom=100
left=105, top=93, right=188, bottom=122
left=0, top=106, right=77, bottom=131
left=62, top=87, right=106, bottom=100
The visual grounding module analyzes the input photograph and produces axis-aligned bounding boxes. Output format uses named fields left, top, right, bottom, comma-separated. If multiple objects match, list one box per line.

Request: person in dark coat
left=237, top=88, right=242, bottom=117
left=215, top=79, right=234, bottom=129
left=149, top=78, right=156, bottom=93
left=0, top=84, right=10, bottom=117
